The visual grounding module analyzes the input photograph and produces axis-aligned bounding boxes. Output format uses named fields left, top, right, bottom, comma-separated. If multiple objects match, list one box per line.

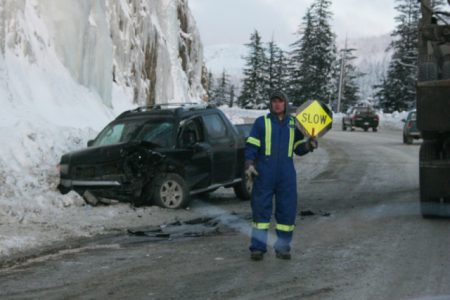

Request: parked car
left=58, top=104, right=252, bottom=209
left=402, top=110, right=421, bottom=144
left=342, top=106, right=379, bottom=132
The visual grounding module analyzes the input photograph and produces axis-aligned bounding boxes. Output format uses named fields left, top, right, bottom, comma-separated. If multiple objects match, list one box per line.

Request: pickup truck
left=342, top=106, right=379, bottom=132
left=58, top=104, right=252, bottom=209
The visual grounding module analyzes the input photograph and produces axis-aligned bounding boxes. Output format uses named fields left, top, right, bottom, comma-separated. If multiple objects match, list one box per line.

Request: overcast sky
left=189, top=0, right=397, bottom=46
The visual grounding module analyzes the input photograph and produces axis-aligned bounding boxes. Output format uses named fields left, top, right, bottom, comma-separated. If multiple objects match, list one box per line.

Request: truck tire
left=152, top=173, right=190, bottom=209
left=233, top=173, right=252, bottom=200
left=420, top=141, right=440, bottom=218
left=418, top=60, right=438, bottom=81
left=442, top=58, right=450, bottom=79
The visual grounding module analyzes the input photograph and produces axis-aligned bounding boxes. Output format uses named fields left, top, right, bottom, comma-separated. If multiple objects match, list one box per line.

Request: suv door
left=202, top=113, right=236, bottom=183
left=178, top=117, right=212, bottom=189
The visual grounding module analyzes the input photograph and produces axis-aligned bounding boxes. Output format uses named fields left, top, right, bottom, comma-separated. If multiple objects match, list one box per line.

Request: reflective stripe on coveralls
left=294, top=140, right=306, bottom=150
left=288, top=118, right=295, bottom=157
left=247, top=137, right=261, bottom=147
left=276, top=224, right=295, bottom=232
left=264, top=115, right=272, bottom=156
left=265, top=115, right=295, bottom=157
left=252, top=222, right=270, bottom=230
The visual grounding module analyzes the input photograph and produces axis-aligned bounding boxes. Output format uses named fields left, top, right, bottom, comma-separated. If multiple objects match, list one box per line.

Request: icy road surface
left=1, top=127, right=450, bottom=300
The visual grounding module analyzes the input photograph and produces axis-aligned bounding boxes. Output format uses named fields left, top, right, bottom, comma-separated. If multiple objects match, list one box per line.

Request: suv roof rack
left=134, top=102, right=214, bottom=112
left=115, top=102, right=215, bottom=119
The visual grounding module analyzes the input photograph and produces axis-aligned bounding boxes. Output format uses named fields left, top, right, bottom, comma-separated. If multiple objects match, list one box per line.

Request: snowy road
left=1, top=127, right=450, bottom=300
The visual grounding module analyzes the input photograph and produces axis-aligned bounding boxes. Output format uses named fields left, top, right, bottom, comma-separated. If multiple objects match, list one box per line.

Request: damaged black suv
left=58, top=104, right=252, bottom=208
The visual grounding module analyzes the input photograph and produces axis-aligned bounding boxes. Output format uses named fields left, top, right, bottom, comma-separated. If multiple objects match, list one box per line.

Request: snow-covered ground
left=0, top=0, right=408, bottom=263
left=0, top=100, right=408, bottom=261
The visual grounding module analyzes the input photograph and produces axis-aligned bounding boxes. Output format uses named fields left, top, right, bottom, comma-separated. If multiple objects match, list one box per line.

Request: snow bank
left=219, top=105, right=268, bottom=124
left=379, top=111, right=409, bottom=130
left=0, top=0, right=205, bottom=259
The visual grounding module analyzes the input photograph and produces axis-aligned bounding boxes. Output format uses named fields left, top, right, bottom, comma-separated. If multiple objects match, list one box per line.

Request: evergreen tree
left=374, top=0, right=420, bottom=112
left=212, top=69, right=230, bottom=106
left=265, top=40, right=288, bottom=95
left=334, top=46, right=363, bottom=112
left=289, top=0, right=337, bottom=106
left=228, top=84, right=235, bottom=108
left=206, top=71, right=215, bottom=103
left=273, top=48, right=289, bottom=93
left=265, top=40, right=277, bottom=94
left=238, top=30, right=267, bottom=109
left=288, top=7, right=313, bottom=103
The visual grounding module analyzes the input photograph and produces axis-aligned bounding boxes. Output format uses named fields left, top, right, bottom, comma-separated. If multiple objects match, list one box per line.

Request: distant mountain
left=204, top=34, right=392, bottom=100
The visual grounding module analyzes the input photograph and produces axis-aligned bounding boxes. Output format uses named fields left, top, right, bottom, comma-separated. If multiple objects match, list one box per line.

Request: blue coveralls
left=245, top=113, right=310, bottom=253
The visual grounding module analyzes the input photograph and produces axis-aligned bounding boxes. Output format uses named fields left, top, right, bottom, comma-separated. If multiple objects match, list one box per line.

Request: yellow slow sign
left=295, top=100, right=333, bottom=137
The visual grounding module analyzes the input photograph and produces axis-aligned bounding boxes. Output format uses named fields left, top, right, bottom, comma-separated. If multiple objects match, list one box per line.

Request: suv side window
left=179, top=117, right=204, bottom=147
left=203, top=114, right=227, bottom=140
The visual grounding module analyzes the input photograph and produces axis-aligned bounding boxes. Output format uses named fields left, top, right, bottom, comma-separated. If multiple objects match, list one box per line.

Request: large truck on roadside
left=417, top=0, right=450, bottom=217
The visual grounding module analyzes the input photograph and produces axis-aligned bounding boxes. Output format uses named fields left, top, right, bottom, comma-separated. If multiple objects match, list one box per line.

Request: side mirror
left=193, top=142, right=210, bottom=153
left=181, top=130, right=197, bottom=147
left=87, top=140, right=94, bottom=147
left=401, top=119, right=406, bottom=123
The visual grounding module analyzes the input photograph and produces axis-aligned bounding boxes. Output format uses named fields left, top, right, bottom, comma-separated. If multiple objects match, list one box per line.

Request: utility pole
left=337, top=37, right=348, bottom=113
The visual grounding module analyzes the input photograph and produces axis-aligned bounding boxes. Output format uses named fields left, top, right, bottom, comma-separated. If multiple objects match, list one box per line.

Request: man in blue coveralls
left=245, top=91, right=317, bottom=261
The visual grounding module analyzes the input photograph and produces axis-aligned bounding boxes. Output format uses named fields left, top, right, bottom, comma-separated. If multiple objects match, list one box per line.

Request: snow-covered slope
left=0, top=0, right=205, bottom=258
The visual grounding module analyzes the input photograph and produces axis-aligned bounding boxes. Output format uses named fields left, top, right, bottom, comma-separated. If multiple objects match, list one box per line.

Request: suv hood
left=61, top=144, right=122, bottom=165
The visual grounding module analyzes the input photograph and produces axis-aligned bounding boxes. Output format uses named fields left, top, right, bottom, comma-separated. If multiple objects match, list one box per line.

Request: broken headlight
left=58, top=163, right=69, bottom=175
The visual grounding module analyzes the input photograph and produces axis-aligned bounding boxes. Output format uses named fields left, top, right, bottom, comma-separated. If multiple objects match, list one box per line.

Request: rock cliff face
left=0, top=0, right=205, bottom=107
left=107, top=0, right=205, bottom=105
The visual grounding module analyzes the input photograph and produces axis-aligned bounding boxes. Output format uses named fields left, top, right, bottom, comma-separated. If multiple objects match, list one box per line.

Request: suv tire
left=153, top=173, right=189, bottom=209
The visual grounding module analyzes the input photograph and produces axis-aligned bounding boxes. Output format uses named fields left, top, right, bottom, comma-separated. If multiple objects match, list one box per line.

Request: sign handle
left=312, top=128, right=315, bottom=137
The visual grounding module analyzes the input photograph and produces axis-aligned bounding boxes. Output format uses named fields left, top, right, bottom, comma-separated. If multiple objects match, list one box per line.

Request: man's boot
left=250, top=251, right=264, bottom=261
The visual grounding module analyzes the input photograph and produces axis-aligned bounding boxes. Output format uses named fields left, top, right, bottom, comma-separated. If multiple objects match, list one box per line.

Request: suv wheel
left=233, top=173, right=252, bottom=200
left=153, top=173, right=189, bottom=209
left=404, top=134, right=413, bottom=144
left=342, top=122, right=347, bottom=131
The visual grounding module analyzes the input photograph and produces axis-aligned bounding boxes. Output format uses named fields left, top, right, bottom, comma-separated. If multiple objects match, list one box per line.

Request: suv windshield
left=93, top=118, right=174, bottom=147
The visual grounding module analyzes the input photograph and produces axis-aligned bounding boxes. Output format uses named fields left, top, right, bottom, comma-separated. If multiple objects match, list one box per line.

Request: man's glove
left=245, top=161, right=259, bottom=178
left=306, top=137, right=318, bottom=152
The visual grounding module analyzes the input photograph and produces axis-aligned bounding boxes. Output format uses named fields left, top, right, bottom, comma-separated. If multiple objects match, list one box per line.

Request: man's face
left=271, top=98, right=285, bottom=115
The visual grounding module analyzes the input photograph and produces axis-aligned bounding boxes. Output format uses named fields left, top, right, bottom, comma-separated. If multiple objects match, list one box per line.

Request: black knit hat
left=269, top=91, right=288, bottom=114
left=270, top=91, right=288, bottom=102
